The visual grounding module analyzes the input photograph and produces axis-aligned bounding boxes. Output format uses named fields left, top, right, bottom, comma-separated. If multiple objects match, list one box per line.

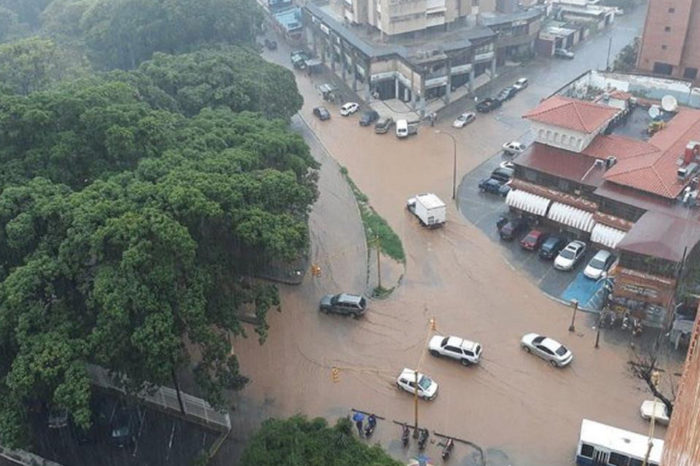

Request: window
left=668, top=7, right=675, bottom=12
left=664, top=26, right=671, bottom=32
left=684, top=67, right=698, bottom=80
left=579, top=443, right=594, bottom=457
left=609, top=452, right=631, bottom=466
left=661, top=45, right=667, bottom=50
left=653, top=62, right=673, bottom=75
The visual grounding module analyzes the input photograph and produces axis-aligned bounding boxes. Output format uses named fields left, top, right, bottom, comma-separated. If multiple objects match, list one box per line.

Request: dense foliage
left=241, top=416, right=402, bottom=466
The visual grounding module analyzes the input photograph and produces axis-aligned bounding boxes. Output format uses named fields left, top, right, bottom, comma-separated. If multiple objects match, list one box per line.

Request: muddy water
left=233, top=69, right=667, bottom=465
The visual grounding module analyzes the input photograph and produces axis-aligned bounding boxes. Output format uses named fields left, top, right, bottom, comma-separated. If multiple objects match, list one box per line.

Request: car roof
left=400, top=368, right=421, bottom=378
left=540, top=337, right=565, bottom=352
left=567, top=240, right=585, bottom=249
left=338, top=293, right=363, bottom=304
left=592, top=249, right=612, bottom=260
left=446, top=336, right=478, bottom=351
left=516, top=78, right=528, bottom=83
left=525, top=229, right=543, bottom=237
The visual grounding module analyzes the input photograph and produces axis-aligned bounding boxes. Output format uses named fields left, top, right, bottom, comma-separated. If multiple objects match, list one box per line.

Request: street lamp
left=435, top=130, right=457, bottom=200
left=569, top=299, right=579, bottom=333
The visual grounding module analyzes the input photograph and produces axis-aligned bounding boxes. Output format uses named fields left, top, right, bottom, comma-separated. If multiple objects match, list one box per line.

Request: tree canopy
left=241, top=416, right=401, bottom=466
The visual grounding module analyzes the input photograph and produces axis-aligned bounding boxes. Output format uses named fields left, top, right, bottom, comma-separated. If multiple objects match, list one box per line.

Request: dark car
left=499, top=217, right=529, bottom=241
left=478, top=177, right=510, bottom=196
left=313, top=106, right=331, bottom=121
left=290, top=50, right=309, bottom=69
left=476, top=98, right=502, bottom=113
left=497, top=87, right=517, bottom=102
left=538, top=235, right=568, bottom=260
left=359, top=110, right=380, bottom=126
left=375, top=117, right=394, bottom=134
left=110, top=406, right=139, bottom=448
left=520, top=229, right=548, bottom=251
left=319, top=293, right=367, bottom=317
left=264, top=38, right=277, bottom=50
left=491, top=166, right=514, bottom=182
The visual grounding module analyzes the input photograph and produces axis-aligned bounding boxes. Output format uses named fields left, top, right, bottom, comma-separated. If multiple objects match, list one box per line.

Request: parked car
left=478, top=177, right=510, bottom=196
left=539, top=235, right=568, bottom=260
left=428, top=335, right=482, bottom=366
left=491, top=166, right=514, bottom=182
left=319, top=293, right=367, bottom=317
left=554, top=240, right=587, bottom=270
left=452, top=112, right=476, bottom=128
left=264, top=38, right=277, bottom=50
left=313, top=106, right=331, bottom=121
left=497, top=86, right=517, bottom=102
left=502, top=141, right=527, bottom=155
left=395, top=119, right=418, bottom=138
left=499, top=160, right=515, bottom=170
left=375, top=117, right=394, bottom=134
left=583, top=250, right=615, bottom=280
left=48, top=408, right=69, bottom=429
left=290, top=50, right=309, bottom=69
left=554, top=48, right=575, bottom=59
left=521, top=333, right=573, bottom=367
left=396, top=368, right=438, bottom=400
left=340, top=102, right=360, bottom=116
left=110, top=406, right=139, bottom=448
left=520, top=230, right=548, bottom=251
left=476, top=97, right=502, bottom=113
left=359, top=110, right=380, bottom=126
left=640, top=400, right=670, bottom=425
left=499, top=217, right=529, bottom=241
left=513, top=78, right=529, bottom=91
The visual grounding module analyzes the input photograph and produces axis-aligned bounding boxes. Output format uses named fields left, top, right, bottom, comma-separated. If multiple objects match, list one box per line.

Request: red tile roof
left=514, top=142, right=606, bottom=186
left=601, top=108, right=700, bottom=199
left=523, top=95, right=620, bottom=134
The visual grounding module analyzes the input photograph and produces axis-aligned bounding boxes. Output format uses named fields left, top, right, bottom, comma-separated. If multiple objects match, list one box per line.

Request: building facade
left=637, top=0, right=700, bottom=84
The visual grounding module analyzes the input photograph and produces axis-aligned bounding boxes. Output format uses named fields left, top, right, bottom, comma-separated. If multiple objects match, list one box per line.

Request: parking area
left=30, top=390, right=218, bottom=466
left=456, top=149, right=611, bottom=310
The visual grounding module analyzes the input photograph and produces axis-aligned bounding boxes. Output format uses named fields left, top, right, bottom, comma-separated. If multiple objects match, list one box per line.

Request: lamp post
left=435, top=130, right=457, bottom=200
left=569, top=299, right=579, bottom=333
left=413, top=317, right=437, bottom=438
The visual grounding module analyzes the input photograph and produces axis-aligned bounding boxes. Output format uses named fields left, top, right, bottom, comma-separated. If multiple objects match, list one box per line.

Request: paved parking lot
left=456, top=150, right=610, bottom=311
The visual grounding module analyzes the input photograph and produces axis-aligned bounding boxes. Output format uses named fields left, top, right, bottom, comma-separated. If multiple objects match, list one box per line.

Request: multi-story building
left=637, top=0, right=700, bottom=84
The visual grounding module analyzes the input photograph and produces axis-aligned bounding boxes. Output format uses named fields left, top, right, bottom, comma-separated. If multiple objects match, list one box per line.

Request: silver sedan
left=521, top=333, right=573, bottom=367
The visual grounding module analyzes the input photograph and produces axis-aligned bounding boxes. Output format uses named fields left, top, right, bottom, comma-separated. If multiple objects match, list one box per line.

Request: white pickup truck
left=407, top=193, right=446, bottom=228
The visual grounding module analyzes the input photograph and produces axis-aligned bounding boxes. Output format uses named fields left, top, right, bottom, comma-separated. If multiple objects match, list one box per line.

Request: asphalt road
left=229, top=6, right=679, bottom=466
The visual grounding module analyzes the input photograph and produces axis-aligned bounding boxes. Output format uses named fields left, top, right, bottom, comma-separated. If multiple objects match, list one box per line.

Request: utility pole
left=606, top=36, right=613, bottom=71
left=435, top=130, right=458, bottom=200
left=569, top=299, right=578, bottom=333
left=413, top=317, right=437, bottom=438
left=375, top=235, right=382, bottom=290
left=643, top=371, right=661, bottom=466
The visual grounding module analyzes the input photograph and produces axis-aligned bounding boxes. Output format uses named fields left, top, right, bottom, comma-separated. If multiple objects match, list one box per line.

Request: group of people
left=352, top=411, right=377, bottom=437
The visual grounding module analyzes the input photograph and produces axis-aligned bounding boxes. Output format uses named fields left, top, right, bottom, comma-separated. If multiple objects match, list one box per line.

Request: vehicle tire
left=460, top=359, right=471, bottom=367
left=429, top=350, right=440, bottom=357
left=550, top=360, right=558, bottom=368
left=522, top=345, right=530, bottom=353
left=320, top=307, right=328, bottom=314
left=352, top=312, right=361, bottom=319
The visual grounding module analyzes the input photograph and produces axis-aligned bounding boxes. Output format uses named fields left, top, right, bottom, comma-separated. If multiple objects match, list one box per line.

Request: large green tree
left=241, top=416, right=401, bottom=466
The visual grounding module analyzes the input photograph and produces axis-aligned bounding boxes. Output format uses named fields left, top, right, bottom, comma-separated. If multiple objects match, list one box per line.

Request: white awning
left=590, top=223, right=626, bottom=248
left=505, top=189, right=551, bottom=217
left=546, top=202, right=595, bottom=232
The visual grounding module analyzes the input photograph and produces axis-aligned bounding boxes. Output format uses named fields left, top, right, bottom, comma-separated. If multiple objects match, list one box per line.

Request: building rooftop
left=616, top=210, right=700, bottom=262
left=479, top=8, right=543, bottom=27
left=523, top=95, right=620, bottom=134
left=515, top=142, right=607, bottom=187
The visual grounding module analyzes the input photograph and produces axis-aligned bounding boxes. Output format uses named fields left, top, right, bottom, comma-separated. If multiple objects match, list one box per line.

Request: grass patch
left=341, top=167, right=405, bottom=263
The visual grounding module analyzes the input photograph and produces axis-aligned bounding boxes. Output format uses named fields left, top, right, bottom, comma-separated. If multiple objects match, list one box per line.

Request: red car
left=520, top=230, right=547, bottom=251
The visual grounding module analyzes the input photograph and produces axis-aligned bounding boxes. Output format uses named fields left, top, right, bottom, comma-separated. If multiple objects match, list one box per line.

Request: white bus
left=576, top=419, right=664, bottom=466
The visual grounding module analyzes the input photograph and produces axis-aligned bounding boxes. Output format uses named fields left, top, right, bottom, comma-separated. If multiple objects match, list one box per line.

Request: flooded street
left=232, top=8, right=675, bottom=465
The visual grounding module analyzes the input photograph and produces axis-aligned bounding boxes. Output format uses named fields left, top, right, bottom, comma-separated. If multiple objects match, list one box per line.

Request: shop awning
left=505, top=189, right=551, bottom=216
left=590, top=223, right=626, bottom=249
left=546, top=202, right=595, bottom=232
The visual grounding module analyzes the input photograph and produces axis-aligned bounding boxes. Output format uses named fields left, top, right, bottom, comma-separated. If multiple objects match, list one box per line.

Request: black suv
left=313, top=106, right=331, bottom=121
left=319, top=293, right=367, bottom=317
left=538, top=235, right=568, bottom=260
left=498, top=218, right=529, bottom=241
left=359, top=110, right=380, bottom=126
left=476, top=98, right=502, bottom=113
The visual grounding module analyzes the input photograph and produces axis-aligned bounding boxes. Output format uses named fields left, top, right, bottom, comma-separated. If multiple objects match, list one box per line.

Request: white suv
left=395, top=368, right=438, bottom=400
left=428, top=335, right=482, bottom=366
left=340, top=102, right=359, bottom=116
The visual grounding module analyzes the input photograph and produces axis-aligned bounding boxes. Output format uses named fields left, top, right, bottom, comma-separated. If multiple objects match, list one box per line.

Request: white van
left=396, top=119, right=408, bottom=138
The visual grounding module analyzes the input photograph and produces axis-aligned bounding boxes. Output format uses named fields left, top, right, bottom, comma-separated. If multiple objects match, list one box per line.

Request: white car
left=640, top=400, right=670, bottom=425
left=428, top=335, right=482, bottom=366
left=395, top=368, right=438, bottom=400
left=583, top=249, right=615, bottom=280
left=340, top=102, right=359, bottom=116
left=502, top=141, right=527, bottom=155
left=521, top=333, right=573, bottom=367
left=554, top=240, right=587, bottom=271
left=513, top=78, right=529, bottom=91
left=452, top=112, right=476, bottom=128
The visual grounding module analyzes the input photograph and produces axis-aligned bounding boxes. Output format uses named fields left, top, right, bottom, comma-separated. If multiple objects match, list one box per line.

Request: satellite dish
left=661, top=95, right=678, bottom=112
left=648, top=105, right=661, bottom=119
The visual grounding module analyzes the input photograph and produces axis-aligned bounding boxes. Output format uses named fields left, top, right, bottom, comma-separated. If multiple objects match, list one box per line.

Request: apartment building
left=637, top=0, right=700, bottom=84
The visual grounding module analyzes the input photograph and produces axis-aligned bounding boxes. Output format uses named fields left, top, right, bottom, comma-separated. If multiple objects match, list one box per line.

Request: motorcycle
left=364, top=415, right=377, bottom=438
left=441, top=438, right=455, bottom=460
left=621, top=311, right=631, bottom=331
left=418, top=428, right=429, bottom=450
left=401, top=423, right=410, bottom=447
left=632, top=319, right=643, bottom=337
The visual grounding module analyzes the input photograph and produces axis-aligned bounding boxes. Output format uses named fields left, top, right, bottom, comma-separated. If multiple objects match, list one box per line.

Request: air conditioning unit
left=678, top=162, right=699, bottom=180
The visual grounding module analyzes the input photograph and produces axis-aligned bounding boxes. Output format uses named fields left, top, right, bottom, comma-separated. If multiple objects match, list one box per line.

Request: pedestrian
left=352, top=411, right=365, bottom=437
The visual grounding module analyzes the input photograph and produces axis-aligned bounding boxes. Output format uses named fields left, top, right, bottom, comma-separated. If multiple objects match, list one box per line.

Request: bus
left=576, top=419, right=664, bottom=466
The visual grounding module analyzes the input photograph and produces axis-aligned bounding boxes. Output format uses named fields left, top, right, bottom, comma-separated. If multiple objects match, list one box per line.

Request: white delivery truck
left=407, top=193, right=446, bottom=228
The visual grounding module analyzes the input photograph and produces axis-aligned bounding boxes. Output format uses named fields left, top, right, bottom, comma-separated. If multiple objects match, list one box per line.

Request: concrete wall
left=531, top=122, right=592, bottom=152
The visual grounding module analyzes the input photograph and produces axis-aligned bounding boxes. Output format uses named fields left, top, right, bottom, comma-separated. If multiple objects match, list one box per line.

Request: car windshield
left=524, top=233, right=536, bottom=242
left=589, top=258, right=606, bottom=269
left=560, top=249, right=575, bottom=259
left=555, top=345, right=568, bottom=356
left=418, top=376, right=433, bottom=391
